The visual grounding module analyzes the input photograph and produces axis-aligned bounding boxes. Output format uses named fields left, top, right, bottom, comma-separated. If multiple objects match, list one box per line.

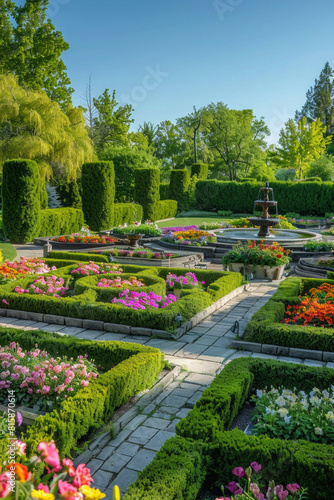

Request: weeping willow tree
left=0, top=74, right=94, bottom=182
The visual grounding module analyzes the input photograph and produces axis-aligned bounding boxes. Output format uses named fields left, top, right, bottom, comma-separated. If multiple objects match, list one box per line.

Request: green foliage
left=112, top=224, right=160, bottom=237
left=134, top=168, right=160, bottom=221
left=302, top=177, right=322, bottom=182
left=39, top=208, right=84, bottom=237
left=159, top=182, right=170, bottom=200
left=191, top=163, right=209, bottom=180
left=0, top=0, right=73, bottom=109
left=156, top=200, right=178, bottom=220
left=0, top=327, right=163, bottom=458
left=48, top=251, right=109, bottom=263
left=275, top=168, right=296, bottom=181
left=244, top=277, right=334, bottom=351
left=58, top=180, right=82, bottom=208
left=238, top=177, right=257, bottom=182
left=307, top=155, right=334, bottom=181
left=169, top=169, right=191, bottom=210
left=114, top=203, right=143, bottom=226
left=81, top=161, right=115, bottom=231
left=0, top=74, right=94, bottom=180
left=101, top=148, right=160, bottom=202
left=2, top=159, right=40, bottom=243
left=195, top=180, right=334, bottom=215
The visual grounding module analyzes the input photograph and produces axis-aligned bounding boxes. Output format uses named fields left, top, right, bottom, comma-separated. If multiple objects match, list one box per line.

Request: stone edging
left=0, top=284, right=248, bottom=341
left=72, top=365, right=181, bottom=467
left=230, top=340, right=334, bottom=362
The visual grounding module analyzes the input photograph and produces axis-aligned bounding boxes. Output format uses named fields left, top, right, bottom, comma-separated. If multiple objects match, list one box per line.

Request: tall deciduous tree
left=0, top=74, right=94, bottom=180
left=0, top=0, right=73, bottom=109
left=270, top=117, right=332, bottom=178
left=295, top=62, right=334, bottom=136
left=92, top=89, right=134, bottom=155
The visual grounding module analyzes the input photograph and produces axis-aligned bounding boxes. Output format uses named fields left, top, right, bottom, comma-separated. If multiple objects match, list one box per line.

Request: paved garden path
left=2, top=276, right=334, bottom=496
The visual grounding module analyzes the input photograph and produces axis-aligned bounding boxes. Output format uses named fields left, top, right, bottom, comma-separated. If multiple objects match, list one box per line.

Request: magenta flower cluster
left=111, top=290, right=177, bottom=310
left=96, top=277, right=145, bottom=288
left=218, top=462, right=302, bottom=500
left=14, top=275, right=69, bottom=298
left=70, top=262, right=122, bottom=277
left=166, top=272, right=205, bottom=290
left=0, top=343, right=98, bottom=408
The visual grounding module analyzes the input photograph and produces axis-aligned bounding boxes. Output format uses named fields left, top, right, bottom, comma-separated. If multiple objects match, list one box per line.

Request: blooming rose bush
left=14, top=276, right=69, bottom=299
left=0, top=259, right=57, bottom=285
left=216, top=462, right=307, bottom=499
left=281, top=283, right=334, bottom=327
left=0, top=343, right=98, bottom=411
left=96, top=277, right=145, bottom=288
left=0, top=440, right=106, bottom=500
left=252, top=386, right=334, bottom=444
left=111, top=290, right=177, bottom=310
left=165, top=272, right=205, bottom=290
left=70, top=262, right=122, bottom=277
left=222, top=241, right=291, bottom=268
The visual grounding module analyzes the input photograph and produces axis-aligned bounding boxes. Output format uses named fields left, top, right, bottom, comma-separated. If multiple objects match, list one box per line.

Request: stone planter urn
left=125, top=233, right=144, bottom=248
left=228, top=263, right=285, bottom=280
left=228, top=263, right=245, bottom=273
left=172, top=288, right=182, bottom=298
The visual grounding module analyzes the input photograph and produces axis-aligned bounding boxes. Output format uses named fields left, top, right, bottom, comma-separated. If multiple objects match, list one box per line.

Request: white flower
left=275, top=396, right=286, bottom=407
left=322, top=390, right=330, bottom=398
left=284, top=416, right=291, bottom=424
left=314, top=427, right=323, bottom=436
left=256, top=389, right=263, bottom=398
left=278, top=408, right=289, bottom=417
left=265, top=407, right=275, bottom=415
left=299, top=391, right=306, bottom=398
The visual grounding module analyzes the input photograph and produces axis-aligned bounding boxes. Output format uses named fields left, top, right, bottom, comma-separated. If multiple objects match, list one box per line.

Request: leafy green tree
left=0, top=73, right=94, bottom=180
left=92, top=89, right=134, bottom=155
left=200, top=103, right=269, bottom=180
left=295, top=62, right=334, bottom=136
left=270, top=117, right=332, bottom=178
left=138, top=122, right=158, bottom=147
left=307, top=155, right=334, bottom=181
left=0, top=0, right=73, bottom=109
left=153, top=120, right=184, bottom=169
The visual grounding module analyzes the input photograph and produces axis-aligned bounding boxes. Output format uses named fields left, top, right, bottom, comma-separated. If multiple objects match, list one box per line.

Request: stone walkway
left=2, top=280, right=334, bottom=496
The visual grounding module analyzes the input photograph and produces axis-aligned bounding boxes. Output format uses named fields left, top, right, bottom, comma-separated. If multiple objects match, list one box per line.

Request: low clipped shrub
left=39, top=208, right=84, bottom=237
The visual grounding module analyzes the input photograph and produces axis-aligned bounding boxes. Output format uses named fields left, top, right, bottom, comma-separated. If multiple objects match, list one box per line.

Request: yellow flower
left=31, top=491, right=55, bottom=500
left=79, top=485, right=106, bottom=500
left=113, top=486, right=121, bottom=500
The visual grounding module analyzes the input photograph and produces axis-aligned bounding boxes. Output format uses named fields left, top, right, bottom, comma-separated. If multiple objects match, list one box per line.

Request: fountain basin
left=216, top=228, right=321, bottom=247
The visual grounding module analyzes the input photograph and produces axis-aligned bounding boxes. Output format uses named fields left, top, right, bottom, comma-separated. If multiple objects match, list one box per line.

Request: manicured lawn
left=0, top=242, right=17, bottom=262
left=157, top=216, right=229, bottom=228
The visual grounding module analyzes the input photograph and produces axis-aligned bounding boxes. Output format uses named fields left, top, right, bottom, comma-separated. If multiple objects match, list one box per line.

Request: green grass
left=0, top=242, right=17, bottom=262
left=157, top=217, right=229, bottom=228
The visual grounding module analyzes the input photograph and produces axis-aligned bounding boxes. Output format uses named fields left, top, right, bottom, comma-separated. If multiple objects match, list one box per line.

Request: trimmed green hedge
left=159, top=182, right=170, bottom=200
left=125, top=358, right=334, bottom=500
left=244, top=277, right=334, bottom=351
left=195, top=180, right=334, bottom=215
left=169, top=169, right=191, bottom=210
left=191, top=163, right=209, bottom=180
left=156, top=200, right=178, bottom=220
left=0, top=328, right=163, bottom=459
left=134, top=168, right=160, bottom=221
left=0, top=261, right=244, bottom=331
left=39, top=208, right=84, bottom=237
left=2, top=159, right=41, bottom=243
left=114, top=202, right=143, bottom=226
left=82, top=161, right=115, bottom=231
left=48, top=251, right=109, bottom=263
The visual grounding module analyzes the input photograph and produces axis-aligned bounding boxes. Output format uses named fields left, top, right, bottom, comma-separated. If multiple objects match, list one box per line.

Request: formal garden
left=1, top=4, right=334, bottom=495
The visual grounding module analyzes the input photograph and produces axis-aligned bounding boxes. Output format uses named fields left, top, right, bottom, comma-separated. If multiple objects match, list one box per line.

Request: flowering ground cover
left=252, top=386, right=334, bottom=444
left=303, top=241, right=334, bottom=252
left=166, top=272, right=205, bottom=290
left=52, top=235, right=119, bottom=244
left=96, top=276, right=145, bottom=288
left=0, top=258, right=57, bottom=285
left=0, top=342, right=98, bottom=411
left=70, top=262, right=122, bottom=277
left=317, top=258, right=334, bottom=267
left=281, top=283, right=334, bottom=328
left=111, top=290, right=177, bottom=310
left=14, top=275, right=69, bottom=298
left=162, top=229, right=217, bottom=246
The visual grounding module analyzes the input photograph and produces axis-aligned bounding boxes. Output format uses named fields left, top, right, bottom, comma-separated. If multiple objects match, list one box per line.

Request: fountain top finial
left=265, top=181, right=269, bottom=188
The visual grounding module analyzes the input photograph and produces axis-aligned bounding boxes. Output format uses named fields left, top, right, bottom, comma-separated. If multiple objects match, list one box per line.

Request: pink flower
left=58, top=480, right=80, bottom=500
left=251, top=462, right=262, bottom=473
left=15, top=440, right=26, bottom=456
left=277, top=492, right=289, bottom=500
left=62, top=458, right=75, bottom=477
left=2, top=299, right=9, bottom=306
left=37, top=441, right=61, bottom=472
left=256, top=495, right=265, bottom=500
left=232, top=467, right=245, bottom=478
left=250, top=483, right=260, bottom=495
left=287, top=484, right=300, bottom=493
left=38, top=484, right=50, bottom=493
left=0, top=472, right=10, bottom=498
left=17, top=412, right=23, bottom=426
left=81, top=380, right=89, bottom=387
left=72, top=463, right=93, bottom=488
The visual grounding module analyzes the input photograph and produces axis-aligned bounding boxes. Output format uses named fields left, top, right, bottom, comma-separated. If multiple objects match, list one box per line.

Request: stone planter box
left=228, top=263, right=285, bottom=280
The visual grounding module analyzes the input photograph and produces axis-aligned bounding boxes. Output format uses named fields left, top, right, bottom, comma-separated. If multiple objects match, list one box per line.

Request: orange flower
left=7, top=463, right=30, bottom=482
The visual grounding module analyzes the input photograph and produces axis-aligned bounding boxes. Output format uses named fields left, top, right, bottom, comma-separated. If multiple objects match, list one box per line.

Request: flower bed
left=112, top=222, right=161, bottom=237
left=52, top=235, right=119, bottom=244
left=99, top=248, right=178, bottom=260
left=0, top=327, right=163, bottom=459
left=162, top=229, right=217, bottom=246
left=252, top=386, right=334, bottom=444
left=244, top=277, right=334, bottom=351
left=222, top=241, right=291, bottom=268
left=303, top=241, right=334, bottom=252
left=0, top=260, right=244, bottom=332
left=0, top=258, right=57, bottom=285
left=14, top=275, right=70, bottom=298
left=0, top=342, right=98, bottom=411
left=123, top=358, right=334, bottom=499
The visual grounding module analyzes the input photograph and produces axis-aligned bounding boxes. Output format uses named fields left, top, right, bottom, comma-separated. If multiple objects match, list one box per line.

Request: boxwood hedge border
left=123, top=358, right=334, bottom=500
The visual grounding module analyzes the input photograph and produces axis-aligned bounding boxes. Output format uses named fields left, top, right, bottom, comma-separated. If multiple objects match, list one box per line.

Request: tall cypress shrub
left=134, top=168, right=160, bottom=221
left=191, top=163, right=209, bottom=180
left=81, top=161, right=115, bottom=231
left=2, top=159, right=41, bottom=243
left=169, top=169, right=191, bottom=210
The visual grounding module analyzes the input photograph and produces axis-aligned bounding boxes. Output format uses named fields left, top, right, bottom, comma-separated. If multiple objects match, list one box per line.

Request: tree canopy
left=0, top=0, right=73, bottom=109
left=0, top=74, right=94, bottom=180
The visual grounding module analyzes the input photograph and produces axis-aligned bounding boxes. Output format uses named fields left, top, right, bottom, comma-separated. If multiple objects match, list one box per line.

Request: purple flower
left=17, top=412, right=23, bottom=426
left=232, top=467, right=245, bottom=478
left=251, top=462, right=262, bottom=473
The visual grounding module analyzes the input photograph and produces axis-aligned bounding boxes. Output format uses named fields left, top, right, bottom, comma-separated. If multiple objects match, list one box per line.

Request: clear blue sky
left=47, top=0, right=334, bottom=144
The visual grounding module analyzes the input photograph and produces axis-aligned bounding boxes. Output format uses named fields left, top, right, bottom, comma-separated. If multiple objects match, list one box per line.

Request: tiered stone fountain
left=248, top=182, right=280, bottom=238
